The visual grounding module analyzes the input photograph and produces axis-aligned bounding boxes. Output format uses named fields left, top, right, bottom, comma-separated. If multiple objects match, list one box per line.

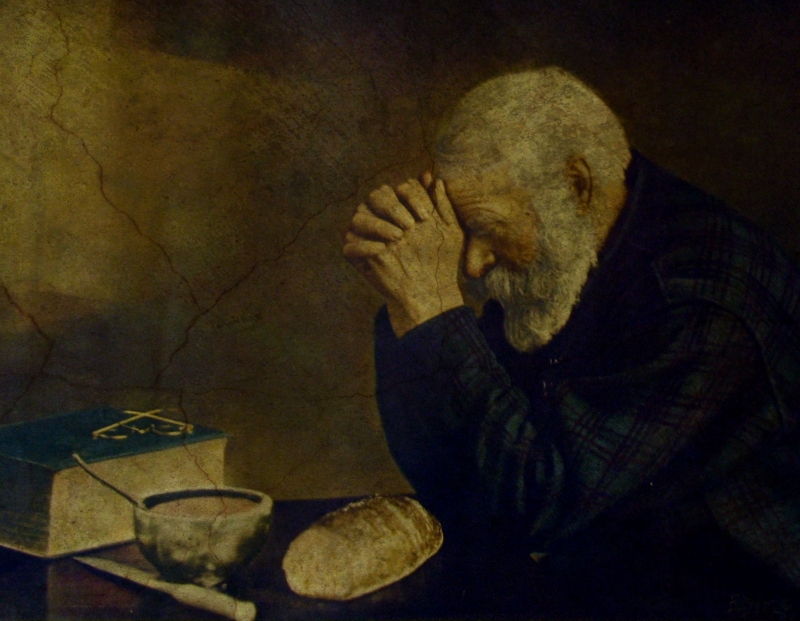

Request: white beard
left=467, top=199, right=599, bottom=353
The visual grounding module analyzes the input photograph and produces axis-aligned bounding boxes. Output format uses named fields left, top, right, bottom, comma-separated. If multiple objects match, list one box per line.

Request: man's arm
left=374, top=296, right=765, bottom=545
left=342, top=176, right=764, bottom=546
left=373, top=302, right=563, bottom=535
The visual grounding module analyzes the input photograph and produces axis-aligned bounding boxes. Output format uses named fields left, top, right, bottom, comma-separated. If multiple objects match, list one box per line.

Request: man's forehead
left=438, top=165, right=513, bottom=198
left=439, top=174, right=530, bottom=230
left=439, top=164, right=535, bottom=217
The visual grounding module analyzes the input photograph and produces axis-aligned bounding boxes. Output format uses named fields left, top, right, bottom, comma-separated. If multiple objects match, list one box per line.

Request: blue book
left=0, top=407, right=227, bottom=557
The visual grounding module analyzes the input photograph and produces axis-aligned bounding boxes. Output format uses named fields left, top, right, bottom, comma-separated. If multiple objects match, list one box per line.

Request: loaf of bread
left=282, top=495, right=443, bottom=600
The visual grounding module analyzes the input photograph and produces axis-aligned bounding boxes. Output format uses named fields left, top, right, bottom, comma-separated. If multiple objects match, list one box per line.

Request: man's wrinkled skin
left=345, top=68, right=633, bottom=345
left=343, top=173, right=466, bottom=338
left=342, top=159, right=611, bottom=344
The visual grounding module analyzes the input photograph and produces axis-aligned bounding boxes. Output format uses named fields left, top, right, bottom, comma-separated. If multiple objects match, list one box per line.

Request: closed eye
left=468, top=222, right=505, bottom=240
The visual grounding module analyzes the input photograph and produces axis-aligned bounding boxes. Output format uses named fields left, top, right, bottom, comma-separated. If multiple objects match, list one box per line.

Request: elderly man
left=343, top=67, right=800, bottom=614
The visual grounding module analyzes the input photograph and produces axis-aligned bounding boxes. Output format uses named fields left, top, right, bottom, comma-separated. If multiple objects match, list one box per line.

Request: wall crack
left=153, top=144, right=435, bottom=386
left=43, top=0, right=200, bottom=311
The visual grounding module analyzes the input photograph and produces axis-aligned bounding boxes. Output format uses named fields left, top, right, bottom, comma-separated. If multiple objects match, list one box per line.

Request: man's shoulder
left=626, top=152, right=800, bottom=317
left=625, top=153, right=800, bottom=417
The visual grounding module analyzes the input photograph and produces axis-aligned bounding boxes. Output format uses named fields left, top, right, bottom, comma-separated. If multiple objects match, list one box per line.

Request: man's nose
left=464, top=239, right=496, bottom=279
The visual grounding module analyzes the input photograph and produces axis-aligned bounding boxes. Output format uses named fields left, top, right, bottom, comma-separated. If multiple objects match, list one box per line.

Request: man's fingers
left=367, top=185, right=416, bottom=231
left=434, top=179, right=458, bottom=226
left=342, top=230, right=361, bottom=246
left=349, top=211, right=404, bottom=241
left=342, top=236, right=387, bottom=260
left=420, top=171, right=434, bottom=193
left=395, top=179, right=434, bottom=221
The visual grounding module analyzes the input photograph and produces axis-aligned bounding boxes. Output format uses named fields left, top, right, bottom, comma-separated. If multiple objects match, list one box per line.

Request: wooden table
left=0, top=497, right=797, bottom=620
left=0, top=497, right=562, bottom=620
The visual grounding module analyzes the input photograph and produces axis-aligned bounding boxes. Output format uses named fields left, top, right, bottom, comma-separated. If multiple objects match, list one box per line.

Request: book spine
left=0, top=459, right=52, bottom=555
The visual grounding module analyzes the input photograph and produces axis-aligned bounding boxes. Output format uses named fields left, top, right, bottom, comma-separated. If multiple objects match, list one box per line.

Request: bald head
left=434, top=67, right=630, bottom=231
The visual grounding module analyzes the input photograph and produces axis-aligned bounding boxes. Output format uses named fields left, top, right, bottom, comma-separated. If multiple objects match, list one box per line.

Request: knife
left=74, top=555, right=256, bottom=621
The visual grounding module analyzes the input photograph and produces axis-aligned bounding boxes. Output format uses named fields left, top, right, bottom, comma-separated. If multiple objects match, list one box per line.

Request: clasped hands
left=343, top=172, right=465, bottom=337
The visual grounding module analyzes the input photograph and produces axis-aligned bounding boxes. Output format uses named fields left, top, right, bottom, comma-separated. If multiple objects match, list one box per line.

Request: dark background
left=117, top=0, right=800, bottom=254
left=1, top=0, right=798, bottom=499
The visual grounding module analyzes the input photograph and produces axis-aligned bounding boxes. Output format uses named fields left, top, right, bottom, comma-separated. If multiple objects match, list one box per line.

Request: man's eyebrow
left=461, top=208, right=506, bottom=225
left=461, top=212, right=507, bottom=232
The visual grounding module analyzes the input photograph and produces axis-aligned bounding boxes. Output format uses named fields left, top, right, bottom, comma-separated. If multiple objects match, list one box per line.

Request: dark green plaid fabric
left=375, top=151, right=800, bottom=589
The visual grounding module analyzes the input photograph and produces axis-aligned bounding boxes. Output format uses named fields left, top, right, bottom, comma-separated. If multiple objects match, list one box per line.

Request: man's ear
left=567, top=156, right=593, bottom=214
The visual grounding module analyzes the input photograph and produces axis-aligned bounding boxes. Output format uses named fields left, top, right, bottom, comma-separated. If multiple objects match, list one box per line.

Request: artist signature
left=728, top=594, right=794, bottom=621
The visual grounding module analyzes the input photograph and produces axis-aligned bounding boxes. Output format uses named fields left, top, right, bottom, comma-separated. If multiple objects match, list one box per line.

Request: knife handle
left=169, top=583, right=256, bottom=621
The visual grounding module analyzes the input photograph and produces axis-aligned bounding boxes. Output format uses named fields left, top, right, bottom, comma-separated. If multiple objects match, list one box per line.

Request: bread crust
left=282, top=495, right=443, bottom=600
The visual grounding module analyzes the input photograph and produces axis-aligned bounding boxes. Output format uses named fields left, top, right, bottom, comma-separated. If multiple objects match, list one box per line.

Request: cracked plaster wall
left=1, top=0, right=799, bottom=499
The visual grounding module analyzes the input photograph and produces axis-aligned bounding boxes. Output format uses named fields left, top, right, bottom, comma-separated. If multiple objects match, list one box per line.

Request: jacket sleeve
left=374, top=300, right=766, bottom=544
left=375, top=304, right=564, bottom=536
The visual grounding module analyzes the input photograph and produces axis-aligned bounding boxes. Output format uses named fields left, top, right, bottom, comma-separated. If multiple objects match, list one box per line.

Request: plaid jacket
left=374, top=151, right=800, bottom=588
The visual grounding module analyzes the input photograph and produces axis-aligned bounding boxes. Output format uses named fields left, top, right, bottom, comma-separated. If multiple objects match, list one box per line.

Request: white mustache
left=467, top=205, right=598, bottom=353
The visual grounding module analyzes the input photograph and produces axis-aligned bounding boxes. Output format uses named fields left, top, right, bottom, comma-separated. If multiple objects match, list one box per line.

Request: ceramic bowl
left=134, top=487, right=273, bottom=587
